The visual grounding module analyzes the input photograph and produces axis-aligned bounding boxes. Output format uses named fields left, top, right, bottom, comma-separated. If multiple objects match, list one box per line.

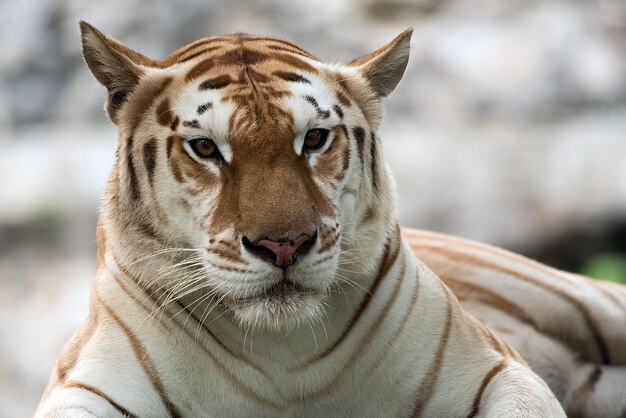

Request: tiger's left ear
left=348, top=28, right=413, bottom=98
left=80, top=21, right=155, bottom=123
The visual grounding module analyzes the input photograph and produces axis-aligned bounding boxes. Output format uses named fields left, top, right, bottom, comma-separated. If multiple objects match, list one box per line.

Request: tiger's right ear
left=80, top=21, right=154, bottom=123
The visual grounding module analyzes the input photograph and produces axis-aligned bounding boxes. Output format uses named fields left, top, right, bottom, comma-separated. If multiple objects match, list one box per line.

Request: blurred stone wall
left=1, top=0, right=625, bottom=416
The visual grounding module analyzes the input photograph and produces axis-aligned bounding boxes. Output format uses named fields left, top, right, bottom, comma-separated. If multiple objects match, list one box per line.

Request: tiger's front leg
left=474, top=361, right=564, bottom=418
left=36, top=386, right=128, bottom=418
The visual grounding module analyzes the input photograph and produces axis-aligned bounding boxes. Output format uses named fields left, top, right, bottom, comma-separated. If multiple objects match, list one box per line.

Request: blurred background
left=1, top=0, right=625, bottom=415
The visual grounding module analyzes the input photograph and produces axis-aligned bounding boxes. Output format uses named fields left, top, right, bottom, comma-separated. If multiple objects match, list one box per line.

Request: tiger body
left=36, top=22, right=620, bottom=417
left=38, top=233, right=561, bottom=418
left=407, top=229, right=626, bottom=417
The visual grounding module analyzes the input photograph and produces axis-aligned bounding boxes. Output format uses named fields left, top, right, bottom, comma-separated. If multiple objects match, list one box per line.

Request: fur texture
left=34, top=22, right=596, bottom=417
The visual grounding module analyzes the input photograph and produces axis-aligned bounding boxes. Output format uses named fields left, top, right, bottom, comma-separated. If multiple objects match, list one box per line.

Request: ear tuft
left=79, top=21, right=153, bottom=123
left=349, top=28, right=413, bottom=98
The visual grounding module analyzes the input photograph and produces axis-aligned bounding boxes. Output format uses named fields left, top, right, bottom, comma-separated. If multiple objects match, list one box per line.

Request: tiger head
left=82, top=22, right=412, bottom=331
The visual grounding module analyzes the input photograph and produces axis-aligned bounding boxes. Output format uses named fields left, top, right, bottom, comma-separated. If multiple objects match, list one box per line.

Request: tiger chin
left=224, top=251, right=336, bottom=332
left=36, top=19, right=625, bottom=418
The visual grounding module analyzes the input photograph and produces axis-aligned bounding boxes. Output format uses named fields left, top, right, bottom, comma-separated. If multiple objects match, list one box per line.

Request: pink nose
left=243, top=233, right=316, bottom=268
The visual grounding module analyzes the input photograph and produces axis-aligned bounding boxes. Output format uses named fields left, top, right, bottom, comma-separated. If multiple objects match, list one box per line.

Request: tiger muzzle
left=242, top=231, right=317, bottom=268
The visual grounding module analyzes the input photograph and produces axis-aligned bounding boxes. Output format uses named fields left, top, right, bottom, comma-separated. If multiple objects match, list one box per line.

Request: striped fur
left=407, top=229, right=626, bottom=417
left=36, top=23, right=570, bottom=417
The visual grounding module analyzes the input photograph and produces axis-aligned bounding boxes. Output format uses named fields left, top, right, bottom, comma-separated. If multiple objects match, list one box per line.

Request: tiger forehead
left=160, top=33, right=319, bottom=78
left=162, top=34, right=332, bottom=119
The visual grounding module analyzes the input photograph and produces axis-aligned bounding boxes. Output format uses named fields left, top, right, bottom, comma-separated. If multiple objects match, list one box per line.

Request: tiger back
left=406, top=229, right=626, bottom=417
left=36, top=22, right=565, bottom=417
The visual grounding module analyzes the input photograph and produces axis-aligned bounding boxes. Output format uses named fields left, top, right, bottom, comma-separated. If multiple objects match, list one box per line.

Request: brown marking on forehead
left=273, top=52, right=317, bottom=73
left=160, top=37, right=231, bottom=66
left=304, top=96, right=331, bottom=119
left=333, top=105, right=344, bottom=119
left=182, top=119, right=200, bottom=129
left=197, top=102, right=212, bottom=115
left=244, top=36, right=318, bottom=60
left=336, top=91, right=351, bottom=108
left=156, top=98, right=174, bottom=127
left=160, top=33, right=319, bottom=71
left=225, top=85, right=293, bottom=130
left=177, top=45, right=222, bottom=64
left=335, top=77, right=351, bottom=93
left=125, top=77, right=173, bottom=132
left=222, top=46, right=317, bottom=74
left=333, top=77, right=357, bottom=109
left=199, top=74, right=233, bottom=90
left=246, top=68, right=272, bottom=83
left=218, top=47, right=267, bottom=66
left=273, top=71, right=311, bottom=84
left=185, top=48, right=317, bottom=83
left=186, top=59, right=215, bottom=82
left=266, top=44, right=315, bottom=59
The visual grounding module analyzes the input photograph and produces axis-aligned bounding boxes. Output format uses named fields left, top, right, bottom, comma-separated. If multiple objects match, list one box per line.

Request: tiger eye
left=191, top=138, right=217, bottom=158
left=303, top=129, right=329, bottom=152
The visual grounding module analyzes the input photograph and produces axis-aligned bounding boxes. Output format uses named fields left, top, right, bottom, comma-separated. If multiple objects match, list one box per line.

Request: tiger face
left=82, top=23, right=411, bottom=331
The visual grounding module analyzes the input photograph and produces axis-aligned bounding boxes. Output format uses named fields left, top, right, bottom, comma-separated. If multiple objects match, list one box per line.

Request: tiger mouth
left=264, top=279, right=305, bottom=301
left=228, top=277, right=318, bottom=306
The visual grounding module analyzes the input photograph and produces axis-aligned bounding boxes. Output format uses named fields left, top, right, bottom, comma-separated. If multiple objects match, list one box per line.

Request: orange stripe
left=467, top=359, right=509, bottom=417
left=443, top=275, right=538, bottom=330
left=595, top=281, right=626, bottom=317
left=404, top=229, right=582, bottom=290
left=566, top=366, right=602, bottom=417
left=303, top=252, right=407, bottom=402
left=302, top=225, right=401, bottom=365
left=418, top=245, right=610, bottom=364
left=115, top=268, right=282, bottom=408
left=112, top=261, right=269, bottom=378
left=97, top=294, right=183, bottom=417
left=170, top=299, right=270, bottom=378
left=411, top=286, right=454, bottom=417
left=161, top=37, right=230, bottom=65
left=64, top=381, right=138, bottom=418
left=55, top=310, right=99, bottom=383
left=369, top=269, right=421, bottom=373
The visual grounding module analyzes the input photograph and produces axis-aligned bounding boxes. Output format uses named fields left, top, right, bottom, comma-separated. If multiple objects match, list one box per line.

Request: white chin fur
left=226, top=291, right=327, bottom=332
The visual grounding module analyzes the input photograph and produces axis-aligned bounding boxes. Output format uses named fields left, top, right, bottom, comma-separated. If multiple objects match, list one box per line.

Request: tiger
left=37, top=20, right=605, bottom=417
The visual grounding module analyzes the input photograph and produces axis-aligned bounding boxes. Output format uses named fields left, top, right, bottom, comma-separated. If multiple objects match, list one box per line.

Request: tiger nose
left=243, top=232, right=317, bottom=268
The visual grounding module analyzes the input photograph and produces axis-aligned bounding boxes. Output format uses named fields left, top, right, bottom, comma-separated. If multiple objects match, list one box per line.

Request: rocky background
left=1, top=0, right=625, bottom=415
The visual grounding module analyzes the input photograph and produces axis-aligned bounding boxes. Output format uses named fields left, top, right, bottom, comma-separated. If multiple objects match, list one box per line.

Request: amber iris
left=189, top=138, right=219, bottom=159
left=303, top=129, right=329, bottom=152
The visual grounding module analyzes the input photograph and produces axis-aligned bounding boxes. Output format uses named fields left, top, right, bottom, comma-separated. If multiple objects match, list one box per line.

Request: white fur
left=37, top=29, right=567, bottom=417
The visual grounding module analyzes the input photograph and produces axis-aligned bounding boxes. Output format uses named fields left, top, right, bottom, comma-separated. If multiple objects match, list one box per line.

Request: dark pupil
left=198, top=140, right=214, bottom=155
left=306, top=131, right=321, bottom=145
